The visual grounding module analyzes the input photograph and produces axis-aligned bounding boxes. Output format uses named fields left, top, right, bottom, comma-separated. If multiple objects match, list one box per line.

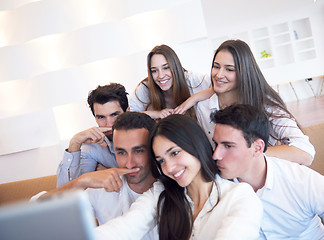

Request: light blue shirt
left=56, top=140, right=118, bottom=187
left=237, top=156, right=324, bottom=239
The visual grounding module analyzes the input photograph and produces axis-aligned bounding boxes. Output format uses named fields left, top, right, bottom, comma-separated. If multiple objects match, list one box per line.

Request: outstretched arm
left=174, top=88, right=214, bottom=114
left=40, top=168, right=139, bottom=199
left=265, top=145, right=313, bottom=166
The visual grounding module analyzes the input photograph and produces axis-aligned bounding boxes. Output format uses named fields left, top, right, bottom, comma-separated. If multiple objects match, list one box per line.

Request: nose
left=216, top=67, right=225, bottom=79
left=125, top=154, right=136, bottom=169
left=212, top=145, right=223, bottom=161
left=157, top=69, right=165, bottom=79
left=163, top=160, right=175, bottom=175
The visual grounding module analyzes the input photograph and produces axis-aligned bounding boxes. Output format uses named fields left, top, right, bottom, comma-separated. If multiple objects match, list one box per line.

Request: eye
left=171, top=150, right=179, bottom=157
left=163, top=66, right=170, bottom=70
left=135, top=149, right=144, bottom=154
left=151, top=69, right=157, bottom=73
left=226, top=68, right=235, bottom=72
left=111, top=112, right=120, bottom=117
left=213, top=63, right=220, bottom=69
left=224, top=144, right=232, bottom=149
left=117, top=151, right=126, bottom=155
left=156, top=158, right=164, bottom=164
left=96, top=116, right=105, bottom=119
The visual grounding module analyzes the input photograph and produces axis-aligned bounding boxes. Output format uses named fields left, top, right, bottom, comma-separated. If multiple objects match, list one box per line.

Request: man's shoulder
left=267, top=156, right=322, bottom=184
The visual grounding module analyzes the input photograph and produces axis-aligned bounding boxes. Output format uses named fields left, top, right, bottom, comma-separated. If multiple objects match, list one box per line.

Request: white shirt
left=196, top=93, right=315, bottom=158
left=129, top=71, right=210, bottom=111
left=87, top=178, right=158, bottom=240
left=236, top=156, right=324, bottom=239
left=96, top=175, right=263, bottom=240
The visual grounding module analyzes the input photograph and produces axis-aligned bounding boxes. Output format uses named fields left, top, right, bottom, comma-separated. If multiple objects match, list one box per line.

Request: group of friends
left=34, top=40, right=324, bottom=239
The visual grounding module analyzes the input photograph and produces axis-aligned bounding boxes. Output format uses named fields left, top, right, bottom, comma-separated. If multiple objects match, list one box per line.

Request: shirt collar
left=262, top=156, right=274, bottom=191
left=104, top=138, right=115, bottom=154
left=208, top=93, right=219, bottom=111
left=233, top=156, right=273, bottom=193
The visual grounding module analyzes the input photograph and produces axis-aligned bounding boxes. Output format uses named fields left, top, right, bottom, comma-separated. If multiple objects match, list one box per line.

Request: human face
left=211, top=50, right=238, bottom=96
left=113, top=128, right=152, bottom=186
left=212, top=124, right=254, bottom=180
left=150, top=54, right=173, bottom=92
left=94, top=100, right=124, bottom=140
left=153, top=135, right=201, bottom=188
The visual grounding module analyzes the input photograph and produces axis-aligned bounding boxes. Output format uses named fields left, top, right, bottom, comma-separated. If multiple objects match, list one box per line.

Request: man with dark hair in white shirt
left=35, top=112, right=158, bottom=240
left=211, top=104, right=324, bottom=239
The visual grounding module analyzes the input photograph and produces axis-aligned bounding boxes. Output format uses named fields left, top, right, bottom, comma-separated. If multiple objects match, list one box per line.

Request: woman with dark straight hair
left=129, top=44, right=210, bottom=120
left=175, top=39, right=315, bottom=165
left=96, top=114, right=262, bottom=240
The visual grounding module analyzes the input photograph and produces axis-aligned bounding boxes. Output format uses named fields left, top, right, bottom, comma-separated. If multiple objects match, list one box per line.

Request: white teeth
left=160, top=79, right=168, bottom=84
left=174, top=169, right=185, bottom=178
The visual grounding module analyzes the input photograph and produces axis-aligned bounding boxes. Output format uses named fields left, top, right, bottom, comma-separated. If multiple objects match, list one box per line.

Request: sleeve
left=270, top=113, right=315, bottom=159
left=129, top=82, right=150, bottom=112
left=79, top=144, right=101, bottom=175
left=95, top=182, right=163, bottom=240
left=214, top=182, right=263, bottom=240
left=56, top=150, right=82, bottom=187
left=186, top=71, right=211, bottom=95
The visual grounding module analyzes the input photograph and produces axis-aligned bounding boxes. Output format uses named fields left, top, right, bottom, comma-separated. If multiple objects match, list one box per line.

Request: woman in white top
left=129, top=44, right=210, bottom=120
left=175, top=40, right=315, bottom=165
left=96, top=114, right=262, bottom=240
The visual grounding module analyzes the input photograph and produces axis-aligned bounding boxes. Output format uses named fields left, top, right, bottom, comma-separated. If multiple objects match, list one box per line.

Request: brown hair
left=136, top=45, right=196, bottom=120
left=213, top=40, right=298, bottom=139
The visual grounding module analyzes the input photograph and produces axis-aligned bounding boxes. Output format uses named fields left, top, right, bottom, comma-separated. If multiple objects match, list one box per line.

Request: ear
left=126, top=106, right=130, bottom=112
left=253, top=138, right=265, bottom=157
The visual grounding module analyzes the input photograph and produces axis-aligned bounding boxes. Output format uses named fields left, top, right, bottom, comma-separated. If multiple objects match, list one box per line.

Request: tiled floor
left=286, top=95, right=324, bottom=128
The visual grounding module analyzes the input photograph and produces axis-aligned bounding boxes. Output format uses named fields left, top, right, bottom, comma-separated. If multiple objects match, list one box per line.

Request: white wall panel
left=0, top=144, right=63, bottom=183
left=0, top=0, right=208, bottom=183
left=0, top=109, right=60, bottom=155
left=53, top=102, right=97, bottom=141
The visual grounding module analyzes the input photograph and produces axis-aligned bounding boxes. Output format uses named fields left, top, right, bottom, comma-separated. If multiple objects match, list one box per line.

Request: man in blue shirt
left=56, top=83, right=128, bottom=187
left=211, top=104, right=324, bottom=239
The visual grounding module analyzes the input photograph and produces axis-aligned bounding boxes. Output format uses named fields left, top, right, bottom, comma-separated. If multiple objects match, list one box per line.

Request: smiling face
left=211, top=49, right=238, bottom=96
left=152, top=135, right=202, bottom=188
left=212, top=123, right=255, bottom=180
left=150, top=54, right=173, bottom=92
left=113, top=128, right=152, bottom=188
left=94, top=100, right=124, bottom=141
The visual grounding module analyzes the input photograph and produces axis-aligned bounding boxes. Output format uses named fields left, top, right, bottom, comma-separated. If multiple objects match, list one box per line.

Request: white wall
left=0, top=0, right=323, bottom=183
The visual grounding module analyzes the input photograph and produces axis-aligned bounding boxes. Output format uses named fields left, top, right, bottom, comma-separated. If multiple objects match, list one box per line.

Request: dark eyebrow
left=109, top=111, right=121, bottom=116
left=151, top=63, right=169, bottom=69
left=221, top=141, right=236, bottom=145
left=154, top=146, right=175, bottom=159
left=213, top=61, right=235, bottom=68
left=115, top=147, right=125, bottom=151
left=132, top=145, right=146, bottom=151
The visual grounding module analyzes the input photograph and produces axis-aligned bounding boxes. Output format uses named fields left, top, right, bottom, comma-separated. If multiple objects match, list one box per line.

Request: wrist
left=68, top=141, right=82, bottom=153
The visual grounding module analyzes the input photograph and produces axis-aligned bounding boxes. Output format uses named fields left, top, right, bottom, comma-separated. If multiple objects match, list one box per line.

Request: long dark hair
left=135, top=45, right=197, bottom=120
left=149, top=114, right=219, bottom=240
left=212, top=40, right=299, bottom=140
